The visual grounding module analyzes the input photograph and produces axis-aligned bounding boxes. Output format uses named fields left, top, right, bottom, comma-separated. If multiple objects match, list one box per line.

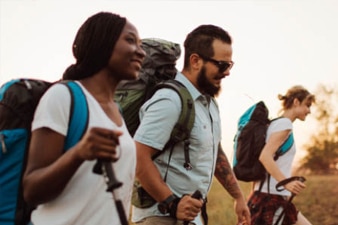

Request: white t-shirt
left=30, top=82, right=136, bottom=225
left=254, top=117, right=296, bottom=196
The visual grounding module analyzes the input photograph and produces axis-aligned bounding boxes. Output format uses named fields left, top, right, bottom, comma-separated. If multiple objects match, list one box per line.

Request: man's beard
left=197, top=67, right=221, bottom=97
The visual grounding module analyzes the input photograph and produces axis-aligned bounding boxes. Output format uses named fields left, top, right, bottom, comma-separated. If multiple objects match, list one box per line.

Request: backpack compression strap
left=153, top=79, right=195, bottom=174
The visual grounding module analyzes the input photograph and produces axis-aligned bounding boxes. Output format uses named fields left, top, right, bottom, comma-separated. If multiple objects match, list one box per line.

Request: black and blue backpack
left=232, top=101, right=294, bottom=182
left=0, top=79, right=88, bottom=225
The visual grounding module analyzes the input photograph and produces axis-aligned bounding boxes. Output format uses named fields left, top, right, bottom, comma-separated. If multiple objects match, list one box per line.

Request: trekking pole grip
left=183, top=190, right=203, bottom=225
left=93, top=160, right=123, bottom=192
left=276, top=176, right=306, bottom=192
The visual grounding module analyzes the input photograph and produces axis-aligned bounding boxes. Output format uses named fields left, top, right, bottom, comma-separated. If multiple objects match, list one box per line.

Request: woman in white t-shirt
left=23, top=12, right=145, bottom=225
left=248, top=85, right=315, bottom=225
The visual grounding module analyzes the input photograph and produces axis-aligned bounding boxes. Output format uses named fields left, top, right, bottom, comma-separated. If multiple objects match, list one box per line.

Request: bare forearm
left=259, top=152, right=286, bottom=182
left=135, top=142, right=173, bottom=202
left=23, top=148, right=83, bottom=205
left=214, top=146, right=244, bottom=200
left=136, top=158, right=172, bottom=202
left=259, top=130, right=291, bottom=182
left=214, top=147, right=251, bottom=224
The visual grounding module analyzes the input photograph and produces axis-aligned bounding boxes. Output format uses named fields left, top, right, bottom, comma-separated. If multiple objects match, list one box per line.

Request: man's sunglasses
left=199, top=54, right=234, bottom=73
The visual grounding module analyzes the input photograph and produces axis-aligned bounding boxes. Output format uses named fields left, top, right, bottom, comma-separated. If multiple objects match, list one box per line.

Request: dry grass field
left=207, top=175, right=338, bottom=225
left=129, top=175, right=338, bottom=225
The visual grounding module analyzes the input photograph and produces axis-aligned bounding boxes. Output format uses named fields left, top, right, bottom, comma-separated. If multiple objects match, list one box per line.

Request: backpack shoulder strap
left=164, top=80, right=194, bottom=143
left=154, top=79, right=195, bottom=143
left=62, top=81, right=89, bottom=151
left=152, top=79, right=195, bottom=171
left=270, top=117, right=294, bottom=159
left=275, top=132, right=294, bottom=159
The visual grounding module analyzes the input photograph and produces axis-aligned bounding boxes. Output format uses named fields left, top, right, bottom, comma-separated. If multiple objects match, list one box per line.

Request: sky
left=1, top=0, right=337, bottom=165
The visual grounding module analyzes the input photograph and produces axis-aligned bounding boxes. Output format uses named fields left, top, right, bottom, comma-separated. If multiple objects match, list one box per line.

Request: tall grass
left=207, top=175, right=338, bottom=225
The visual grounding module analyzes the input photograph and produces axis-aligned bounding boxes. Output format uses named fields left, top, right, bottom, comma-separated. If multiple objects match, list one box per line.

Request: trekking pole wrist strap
left=169, top=197, right=181, bottom=219
left=276, top=176, right=306, bottom=192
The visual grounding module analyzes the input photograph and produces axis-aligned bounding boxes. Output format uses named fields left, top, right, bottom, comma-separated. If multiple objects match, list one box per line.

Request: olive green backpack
left=114, top=38, right=195, bottom=208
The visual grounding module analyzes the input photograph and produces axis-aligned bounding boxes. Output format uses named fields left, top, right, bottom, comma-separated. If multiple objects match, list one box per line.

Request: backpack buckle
left=184, top=162, right=193, bottom=170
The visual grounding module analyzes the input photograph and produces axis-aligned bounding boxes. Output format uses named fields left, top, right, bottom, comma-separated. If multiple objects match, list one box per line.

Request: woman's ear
left=293, top=98, right=300, bottom=106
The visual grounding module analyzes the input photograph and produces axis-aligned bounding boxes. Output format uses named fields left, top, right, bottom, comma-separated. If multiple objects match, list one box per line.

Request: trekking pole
left=274, top=194, right=294, bottom=225
left=274, top=176, right=306, bottom=225
left=93, top=160, right=128, bottom=225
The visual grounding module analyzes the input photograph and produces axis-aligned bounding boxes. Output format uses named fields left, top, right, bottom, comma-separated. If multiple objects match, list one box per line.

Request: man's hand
left=176, top=193, right=203, bottom=222
left=234, top=197, right=251, bottom=225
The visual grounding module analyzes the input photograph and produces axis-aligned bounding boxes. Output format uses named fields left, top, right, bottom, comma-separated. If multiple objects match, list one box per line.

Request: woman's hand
left=284, top=179, right=306, bottom=195
left=75, top=127, right=123, bottom=162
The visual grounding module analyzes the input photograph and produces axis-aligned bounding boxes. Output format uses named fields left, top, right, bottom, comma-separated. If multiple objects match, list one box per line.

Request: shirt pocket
left=190, top=118, right=214, bottom=153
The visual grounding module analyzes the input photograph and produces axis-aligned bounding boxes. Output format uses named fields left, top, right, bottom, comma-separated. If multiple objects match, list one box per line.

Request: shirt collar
left=175, top=72, right=202, bottom=101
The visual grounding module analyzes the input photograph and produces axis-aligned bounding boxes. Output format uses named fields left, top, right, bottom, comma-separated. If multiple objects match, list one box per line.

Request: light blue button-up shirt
left=132, top=72, right=222, bottom=224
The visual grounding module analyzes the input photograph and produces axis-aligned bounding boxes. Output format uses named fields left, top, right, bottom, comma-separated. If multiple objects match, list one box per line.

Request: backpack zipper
left=23, top=79, right=32, bottom=89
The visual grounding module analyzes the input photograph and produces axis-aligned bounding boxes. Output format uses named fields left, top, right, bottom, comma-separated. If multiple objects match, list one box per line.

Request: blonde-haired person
left=247, top=85, right=315, bottom=225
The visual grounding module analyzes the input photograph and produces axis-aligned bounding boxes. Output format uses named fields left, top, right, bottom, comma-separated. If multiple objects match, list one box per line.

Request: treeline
left=297, top=84, right=338, bottom=174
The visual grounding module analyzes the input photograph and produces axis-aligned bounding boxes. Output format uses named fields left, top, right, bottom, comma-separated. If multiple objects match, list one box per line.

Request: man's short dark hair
left=183, top=24, right=232, bottom=68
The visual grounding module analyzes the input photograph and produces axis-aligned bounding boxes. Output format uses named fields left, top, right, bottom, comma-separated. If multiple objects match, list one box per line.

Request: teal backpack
left=232, top=101, right=294, bottom=182
left=0, top=79, right=88, bottom=225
